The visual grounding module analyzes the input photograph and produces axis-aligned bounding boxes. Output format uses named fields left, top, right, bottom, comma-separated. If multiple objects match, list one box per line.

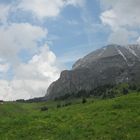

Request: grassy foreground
left=0, top=93, right=140, bottom=140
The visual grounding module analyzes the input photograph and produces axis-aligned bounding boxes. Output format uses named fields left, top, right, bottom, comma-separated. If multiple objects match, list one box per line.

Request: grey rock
left=45, top=44, right=140, bottom=99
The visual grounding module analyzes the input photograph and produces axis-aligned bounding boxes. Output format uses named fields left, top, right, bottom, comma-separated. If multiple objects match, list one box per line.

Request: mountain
left=45, top=44, right=140, bottom=100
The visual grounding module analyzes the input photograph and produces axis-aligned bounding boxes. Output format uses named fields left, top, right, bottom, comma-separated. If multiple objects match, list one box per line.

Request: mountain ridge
left=45, top=44, right=140, bottom=100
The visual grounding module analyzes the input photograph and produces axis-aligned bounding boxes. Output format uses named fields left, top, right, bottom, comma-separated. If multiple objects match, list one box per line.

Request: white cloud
left=100, top=0, right=140, bottom=44
left=18, top=0, right=65, bottom=18
left=15, top=45, right=59, bottom=81
left=0, top=79, right=49, bottom=101
left=101, top=0, right=140, bottom=28
left=0, top=45, right=60, bottom=101
left=18, top=0, right=85, bottom=19
left=0, top=22, right=61, bottom=101
left=0, top=0, right=86, bottom=100
left=100, top=9, right=117, bottom=30
left=108, top=28, right=138, bottom=45
left=0, top=23, right=47, bottom=62
left=66, top=0, right=85, bottom=7
left=0, top=58, right=9, bottom=73
left=0, top=63, right=9, bottom=73
left=0, top=4, right=10, bottom=23
left=137, top=37, right=140, bottom=44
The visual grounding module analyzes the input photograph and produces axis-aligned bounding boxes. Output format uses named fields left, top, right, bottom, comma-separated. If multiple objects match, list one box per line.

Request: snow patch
left=117, top=49, right=128, bottom=63
left=127, top=46, right=138, bottom=57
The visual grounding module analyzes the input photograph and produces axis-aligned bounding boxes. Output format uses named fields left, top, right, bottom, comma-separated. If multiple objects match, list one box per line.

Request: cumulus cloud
left=0, top=4, right=10, bottom=23
left=100, top=0, right=140, bottom=44
left=18, top=0, right=85, bottom=19
left=0, top=21, right=60, bottom=101
left=0, top=64, right=9, bottom=73
left=0, top=23, right=47, bottom=62
left=108, top=28, right=138, bottom=45
left=15, top=45, right=59, bottom=81
left=101, top=0, right=140, bottom=28
left=18, top=0, right=65, bottom=18
left=0, top=45, right=60, bottom=101
left=66, top=0, right=85, bottom=7
left=0, top=58, right=10, bottom=79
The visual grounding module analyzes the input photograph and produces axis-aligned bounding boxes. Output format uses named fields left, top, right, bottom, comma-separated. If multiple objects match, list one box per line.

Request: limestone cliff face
left=45, top=44, right=140, bottom=99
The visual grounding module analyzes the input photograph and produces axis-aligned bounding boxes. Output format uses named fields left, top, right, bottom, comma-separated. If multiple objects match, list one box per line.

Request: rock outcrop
left=45, top=44, right=140, bottom=99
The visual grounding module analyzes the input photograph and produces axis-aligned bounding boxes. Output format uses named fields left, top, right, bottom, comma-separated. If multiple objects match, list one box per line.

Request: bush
left=40, top=106, right=48, bottom=111
left=129, top=84, right=137, bottom=90
left=64, top=102, right=72, bottom=106
left=57, top=104, right=61, bottom=108
left=137, top=87, right=140, bottom=92
left=122, top=88, right=129, bottom=95
left=82, top=98, right=87, bottom=104
left=102, top=90, right=116, bottom=99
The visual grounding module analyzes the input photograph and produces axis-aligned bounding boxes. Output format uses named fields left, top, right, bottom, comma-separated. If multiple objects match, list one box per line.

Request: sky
left=0, top=0, right=140, bottom=101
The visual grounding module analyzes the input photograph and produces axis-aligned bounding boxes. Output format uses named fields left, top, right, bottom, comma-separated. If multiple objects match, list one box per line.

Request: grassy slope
left=0, top=93, right=139, bottom=140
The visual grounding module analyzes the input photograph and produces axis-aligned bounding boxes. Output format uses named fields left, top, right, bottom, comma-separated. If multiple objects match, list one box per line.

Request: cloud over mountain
left=100, top=0, right=140, bottom=45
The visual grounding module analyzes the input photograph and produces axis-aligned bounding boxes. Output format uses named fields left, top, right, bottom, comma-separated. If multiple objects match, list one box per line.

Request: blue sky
left=0, top=0, right=140, bottom=100
left=42, top=0, right=109, bottom=68
left=7, top=0, right=109, bottom=67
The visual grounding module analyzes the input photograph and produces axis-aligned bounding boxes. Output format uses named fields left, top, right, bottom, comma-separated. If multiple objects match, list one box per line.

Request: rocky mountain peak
left=72, top=44, right=140, bottom=70
left=45, top=44, right=140, bottom=100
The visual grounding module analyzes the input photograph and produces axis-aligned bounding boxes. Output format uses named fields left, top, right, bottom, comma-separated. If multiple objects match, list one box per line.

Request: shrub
left=64, top=102, right=72, bottom=106
left=57, top=104, right=61, bottom=108
left=82, top=98, right=87, bottom=104
left=129, top=84, right=137, bottom=90
left=122, top=88, right=129, bottom=95
left=40, top=106, right=48, bottom=111
left=137, top=87, right=140, bottom=92
left=102, top=90, right=116, bottom=99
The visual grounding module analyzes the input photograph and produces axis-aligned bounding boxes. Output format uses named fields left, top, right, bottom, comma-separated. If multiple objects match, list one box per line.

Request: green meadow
left=0, top=93, right=139, bottom=140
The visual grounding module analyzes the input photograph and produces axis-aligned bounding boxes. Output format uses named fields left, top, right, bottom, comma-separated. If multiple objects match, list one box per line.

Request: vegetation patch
left=0, top=93, right=139, bottom=140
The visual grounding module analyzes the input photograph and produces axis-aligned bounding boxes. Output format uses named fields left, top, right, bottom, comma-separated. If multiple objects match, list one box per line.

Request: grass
left=0, top=93, right=139, bottom=140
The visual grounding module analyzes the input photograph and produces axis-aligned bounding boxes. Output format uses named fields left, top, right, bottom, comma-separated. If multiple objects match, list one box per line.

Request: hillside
left=46, top=44, right=140, bottom=100
left=0, top=93, right=139, bottom=140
